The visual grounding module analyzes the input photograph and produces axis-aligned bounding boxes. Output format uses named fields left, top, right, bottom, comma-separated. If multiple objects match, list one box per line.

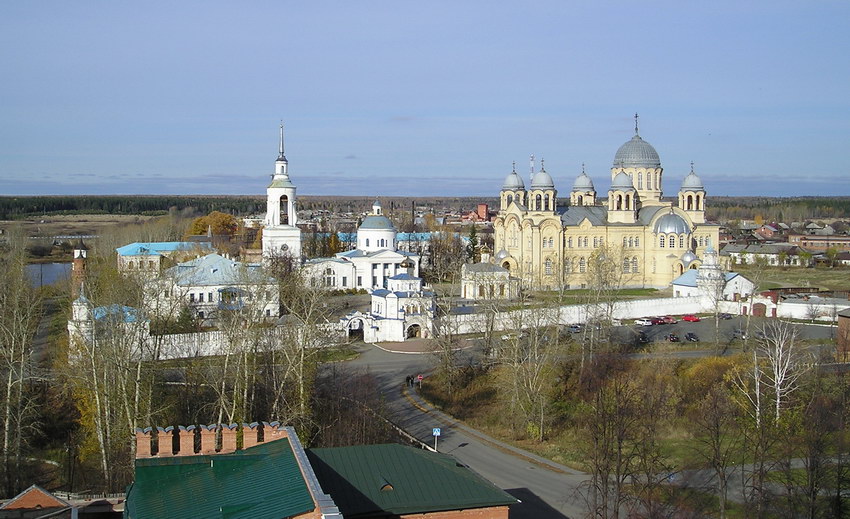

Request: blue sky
left=1, top=1, right=848, bottom=197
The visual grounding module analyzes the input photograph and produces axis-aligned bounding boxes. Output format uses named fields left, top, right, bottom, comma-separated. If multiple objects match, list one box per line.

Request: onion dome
left=531, top=168, right=555, bottom=189
left=572, top=165, right=595, bottom=191
left=502, top=163, right=525, bottom=191
left=681, top=163, right=705, bottom=191
left=613, top=114, right=661, bottom=168
left=654, top=212, right=691, bottom=234
left=681, top=250, right=698, bottom=266
left=611, top=171, right=635, bottom=190
left=495, top=248, right=510, bottom=261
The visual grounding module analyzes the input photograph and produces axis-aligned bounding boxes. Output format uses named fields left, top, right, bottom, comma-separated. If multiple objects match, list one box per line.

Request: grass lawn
left=737, top=265, right=850, bottom=292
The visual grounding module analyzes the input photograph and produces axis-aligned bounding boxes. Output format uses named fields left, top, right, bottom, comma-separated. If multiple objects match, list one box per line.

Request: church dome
left=359, top=214, right=396, bottom=231
left=681, top=168, right=705, bottom=191
left=572, top=171, right=594, bottom=191
left=495, top=248, right=510, bottom=261
left=502, top=169, right=525, bottom=191
left=611, top=171, right=634, bottom=190
left=614, top=135, right=661, bottom=169
left=531, top=169, right=555, bottom=190
left=654, top=212, right=691, bottom=234
left=681, top=250, right=698, bottom=266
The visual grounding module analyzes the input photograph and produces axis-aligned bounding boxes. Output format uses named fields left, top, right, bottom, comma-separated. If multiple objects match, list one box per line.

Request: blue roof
left=168, top=254, right=274, bottom=286
left=672, top=270, right=739, bottom=287
left=116, top=241, right=212, bottom=257
left=389, top=273, right=418, bottom=280
left=93, top=304, right=143, bottom=323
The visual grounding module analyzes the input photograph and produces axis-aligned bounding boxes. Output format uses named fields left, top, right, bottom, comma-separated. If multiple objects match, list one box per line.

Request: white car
left=634, top=318, right=653, bottom=326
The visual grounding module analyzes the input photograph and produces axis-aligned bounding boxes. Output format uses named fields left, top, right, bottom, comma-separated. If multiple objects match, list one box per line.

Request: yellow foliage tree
left=186, top=211, right=238, bottom=237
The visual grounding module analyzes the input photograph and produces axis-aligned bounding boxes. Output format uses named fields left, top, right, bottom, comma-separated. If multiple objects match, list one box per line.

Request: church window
left=128, top=261, right=135, bottom=269
left=544, top=195, right=550, bottom=211
left=623, top=257, right=630, bottom=273
left=659, top=235, right=665, bottom=248
left=535, top=194, right=542, bottom=210
left=567, top=237, right=573, bottom=248
left=545, top=258, right=553, bottom=275
left=625, top=194, right=631, bottom=210
left=628, top=237, right=634, bottom=248
left=583, top=236, right=589, bottom=247
left=638, top=172, right=643, bottom=189
left=198, top=311, right=204, bottom=319
left=148, top=261, right=154, bottom=269
left=648, top=175, right=653, bottom=190
left=579, top=257, right=586, bottom=273
left=280, top=195, right=289, bottom=225
left=679, top=235, right=685, bottom=248
left=549, top=237, right=554, bottom=248
left=199, top=293, right=204, bottom=302
left=616, top=194, right=622, bottom=210
left=623, top=237, right=628, bottom=247
left=372, top=276, right=377, bottom=286
left=706, top=236, right=711, bottom=247
left=190, top=293, right=195, bottom=302
left=687, top=194, right=694, bottom=211
left=500, top=285, right=505, bottom=296
left=564, top=258, right=572, bottom=273
left=478, top=285, right=485, bottom=297
left=593, top=237, right=598, bottom=248
left=365, top=239, right=369, bottom=247
left=324, top=268, right=336, bottom=287
left=635, top=237, right=640, bottom=247
left=577, top=195, right=583, bottom=205
left=357, top=276, right=362, bottom=286
left=632, top=257, right=639, bottom=272
left=507, top=194, right=513, bottom=205
left=668, top=236, right=676, bottom=248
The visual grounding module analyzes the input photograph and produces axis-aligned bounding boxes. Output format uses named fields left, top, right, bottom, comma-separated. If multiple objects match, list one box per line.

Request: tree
left=0, top=229, right=43, bottom=496
left=825, top=247, right=839, bottom=268
left=465, top=225, right=479, bottom=263
left=186, top=211, right=238, bottom=237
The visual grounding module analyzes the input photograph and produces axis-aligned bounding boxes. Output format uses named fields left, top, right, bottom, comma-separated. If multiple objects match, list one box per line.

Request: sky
left=1, top=1, right=849, bottom=198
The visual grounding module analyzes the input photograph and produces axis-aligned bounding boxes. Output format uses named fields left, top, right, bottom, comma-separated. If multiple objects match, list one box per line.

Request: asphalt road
left=345, top=344, right=587, bottom=519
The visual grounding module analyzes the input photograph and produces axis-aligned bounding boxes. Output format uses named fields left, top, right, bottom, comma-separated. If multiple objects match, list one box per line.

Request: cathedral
left=493, top=116, right=720, bottom=289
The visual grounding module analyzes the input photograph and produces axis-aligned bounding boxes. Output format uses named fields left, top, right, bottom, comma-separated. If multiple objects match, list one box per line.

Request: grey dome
left=502, top=170, right=525, bottom=190
left=359, top=215, right=396, bottom=231
left=681, top=250, right=698, bottom=265
left=531, top=169, right=555, bottom=189
left=681, top=170, right=705, bottom=191
left=614, top=135, right=661, bottom=168
left=572, top=172, right=595, bottom=191
left=611, top=171, right=635, bottom=190
left=495, top=248, right=510, bottom=260
left=654, top=212, right=691, bottom=234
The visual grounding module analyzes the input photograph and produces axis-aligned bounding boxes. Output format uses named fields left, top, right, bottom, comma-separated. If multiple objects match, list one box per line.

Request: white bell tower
left=262, top=123, right=302, bottom=260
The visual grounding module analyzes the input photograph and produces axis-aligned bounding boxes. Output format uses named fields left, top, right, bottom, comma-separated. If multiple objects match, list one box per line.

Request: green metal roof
left=307, top=444, right=516, bottom=518
left=124, top=439, right=315, bottom=519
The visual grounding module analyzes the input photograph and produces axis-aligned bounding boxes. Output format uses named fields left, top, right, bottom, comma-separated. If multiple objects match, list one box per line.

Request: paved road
left=344, top=343, right=587, bottom=519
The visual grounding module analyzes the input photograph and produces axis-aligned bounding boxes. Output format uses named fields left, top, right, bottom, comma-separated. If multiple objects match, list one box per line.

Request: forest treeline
left=3, top=195, right=850, bottom=223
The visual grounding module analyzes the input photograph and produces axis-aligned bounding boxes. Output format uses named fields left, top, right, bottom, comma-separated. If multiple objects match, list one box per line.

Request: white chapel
left=262, top=123, right=302, bottom=259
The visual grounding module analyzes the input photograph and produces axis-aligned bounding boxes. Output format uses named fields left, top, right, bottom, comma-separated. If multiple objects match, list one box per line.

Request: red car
left=682, top=314, right=701, bottom=322
left=662, top=316, right=678, bottom=324
left=651, top=317, right=666, bottom=325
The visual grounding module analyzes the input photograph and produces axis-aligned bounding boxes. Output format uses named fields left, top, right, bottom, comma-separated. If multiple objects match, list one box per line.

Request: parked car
left=666, top=333, right=680, bottom=342
left=637, top=332, right=649, bottom=344
left=733, top=329, right=748, bottom=340
left=682, top=314, right=700, bottom=322
left=651, top=317, right=666, bottom=325
left=663, top=316, right=678, bottom=324
left=719, top=313, right=733, bottom=320
left=567, top=324, right=582, bottom=333
left=685, top=332, right=698, bottom=342
left=634, top=318, right=653, bottom=326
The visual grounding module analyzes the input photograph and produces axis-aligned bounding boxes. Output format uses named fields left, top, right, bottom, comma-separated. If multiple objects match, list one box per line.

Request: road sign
left=432, top=427, right=441, bottom=437
left=417, top=374, right=423, bottom=381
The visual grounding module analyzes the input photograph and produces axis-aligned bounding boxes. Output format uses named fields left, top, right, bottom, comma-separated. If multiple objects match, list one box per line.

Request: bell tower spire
left=277, top=121, right=287, bottom=162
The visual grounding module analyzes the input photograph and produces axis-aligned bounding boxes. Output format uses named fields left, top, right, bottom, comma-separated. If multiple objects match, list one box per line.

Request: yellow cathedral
left=493, top=117, right=720, bottom=290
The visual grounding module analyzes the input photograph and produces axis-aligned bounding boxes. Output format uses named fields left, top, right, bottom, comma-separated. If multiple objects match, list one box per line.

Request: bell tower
left=262, top=123, right=302, bottom=260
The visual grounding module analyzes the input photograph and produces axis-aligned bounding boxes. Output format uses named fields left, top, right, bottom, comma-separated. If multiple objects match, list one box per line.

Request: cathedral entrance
left=406, top=324, right=421, bottom=339
left=347, top=319, right=364, bottom=341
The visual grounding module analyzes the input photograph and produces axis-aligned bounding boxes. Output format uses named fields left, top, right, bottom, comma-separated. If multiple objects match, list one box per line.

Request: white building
left=340, top=273, right=435, bottom=343
left=671, top=247, right=755, bottom=300
left=160, top=253, right=279, bottom=323
left=262, top=124, right=302, bottom=259
left=116, top=241, right=213, bottom=274
left=305, top=200, right=420, bottom=291
left=460, top=262, right=519, bottom=300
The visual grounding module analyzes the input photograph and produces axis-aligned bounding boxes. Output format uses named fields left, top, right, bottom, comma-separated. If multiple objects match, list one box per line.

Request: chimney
left=242, top=422, right=260, bottom=449
left=134, top=428, right=153, bottom=458
left=199, top=424, right=218, bottom=455
left=157, top=426, right=175, bottom=457
left=178, top=425, right=196, bottom=456
left=220, top=423, right=238, bottom=454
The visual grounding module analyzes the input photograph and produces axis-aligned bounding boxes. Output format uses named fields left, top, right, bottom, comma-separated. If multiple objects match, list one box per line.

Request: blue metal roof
left=116, top=241, right=212, bottom=257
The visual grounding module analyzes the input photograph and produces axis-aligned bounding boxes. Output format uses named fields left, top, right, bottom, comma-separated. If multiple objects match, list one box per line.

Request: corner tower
left=678, top=162, right=706, bottom=224
left=262, top=123, right=302, bottom=260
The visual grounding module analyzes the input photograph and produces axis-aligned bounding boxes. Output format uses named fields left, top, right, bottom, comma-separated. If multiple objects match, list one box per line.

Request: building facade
left=493, top=117, right=720, bottom=289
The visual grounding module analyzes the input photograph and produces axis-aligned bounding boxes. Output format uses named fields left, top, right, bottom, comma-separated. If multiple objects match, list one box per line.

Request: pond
left=25, top=262, right=71, bottom=288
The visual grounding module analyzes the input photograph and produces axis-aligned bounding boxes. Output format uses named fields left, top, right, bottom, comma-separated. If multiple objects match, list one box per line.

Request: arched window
left=625, top=193, right=631, bottom=210
left=593, top=237, right=598, bottom=248
left=659, top=236, right=665, bottom=248
left=579, top=257, right=586, bottom=273
left=623, top=257, right=630, bottom=273
left=697, top=194, right=702, bottom=210
left=616, top=194, right=623, bottom=210
left=365, top=239, right=369, bottom=247
left=577, top=195, right=583, bottom=205
left=668, top=235, right=676, bottom=248
left=507, top=194, right=513, bottom=205
left=280, top=195, right=289, bottom=225
left=632, top=257, right=639, bottom=273
left=628, top=237, right=634, bottom=248
left=583, top=236, right=589, bottom=247
left=545, top=258, right=553, bottom=275
left=544, top=195, right=550, bottom=211
left=687, top=194, right=694, bottom=211
left=635, top=237, right=640, bottom=247
left=638, top=172, right=643, bottom=189
left=564, top=258, right=572, bottom=273
left=647, top=175, right=652, bottom=190
left=679, top=235, right=685, bottom=248
left=623, top=236, right=628, bottom=246
left=535, top=194, right=542, bottom=210
left=567, top=237, right=573, bottom=248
